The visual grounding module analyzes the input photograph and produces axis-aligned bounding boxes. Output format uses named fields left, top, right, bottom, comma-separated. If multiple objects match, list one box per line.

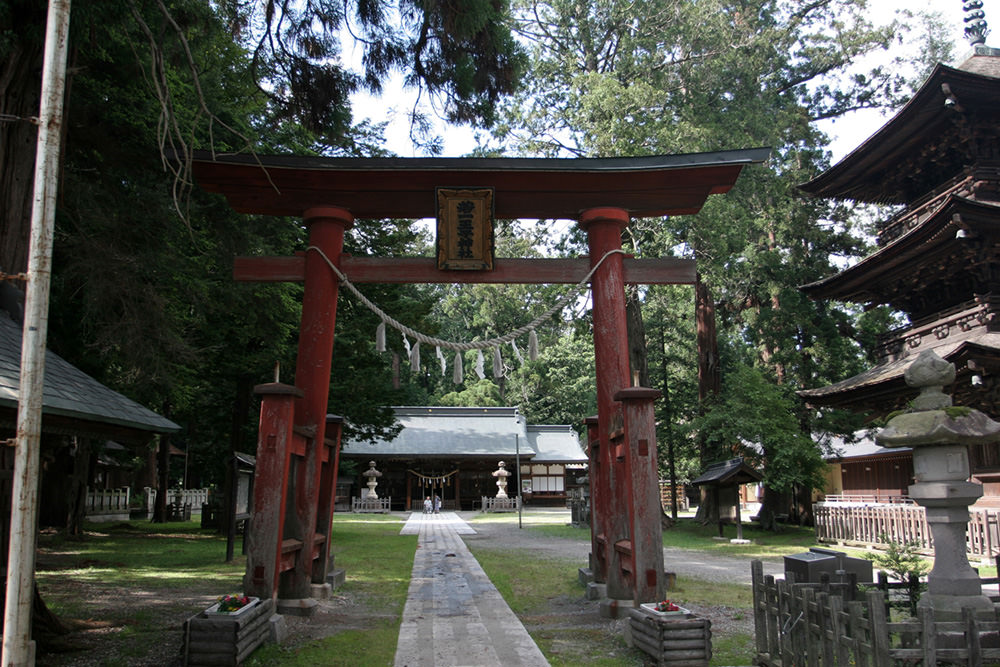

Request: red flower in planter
left=216, top=594, right=251, bottom=613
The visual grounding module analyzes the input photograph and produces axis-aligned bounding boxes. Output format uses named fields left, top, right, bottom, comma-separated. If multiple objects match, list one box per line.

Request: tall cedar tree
left=494, top=0, right=945, bottom=527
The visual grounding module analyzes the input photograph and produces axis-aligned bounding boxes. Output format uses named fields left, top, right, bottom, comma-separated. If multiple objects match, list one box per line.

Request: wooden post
left=313, top=415, right=342, bottom=585
left=244, top=383, right=301, bottom=601
left=615, top=386, right=664, bottom=605
left=579, top=207, right=631, bottom=602
left=584, top=415, right=607, bottom=584
left=405, top=470, right=412, bottom=511
left=2, top=1, right=71, bottom=663
left=286, top=207, right=353, bottom=600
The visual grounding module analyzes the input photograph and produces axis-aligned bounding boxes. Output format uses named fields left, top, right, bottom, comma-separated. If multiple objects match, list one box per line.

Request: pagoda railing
left=876, top=173, right=971, bottom=246
left=874, top=294, right=1000, bottom=363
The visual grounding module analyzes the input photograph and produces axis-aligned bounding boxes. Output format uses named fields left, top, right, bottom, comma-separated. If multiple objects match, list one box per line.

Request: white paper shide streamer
left=307, top=246, right=627, bottom=386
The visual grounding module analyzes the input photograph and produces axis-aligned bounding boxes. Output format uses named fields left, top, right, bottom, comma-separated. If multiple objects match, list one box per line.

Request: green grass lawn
left=519, top=514, right=822, bottom=558
left=35, top=511, right=831, bottom=666
left=468, top=513, right=778, bottom=666
left=247, top=514, right=414, bottom=667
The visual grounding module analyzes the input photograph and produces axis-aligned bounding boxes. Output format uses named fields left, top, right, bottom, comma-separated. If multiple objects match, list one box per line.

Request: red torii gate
left=189, top=149, right=768, bottom=616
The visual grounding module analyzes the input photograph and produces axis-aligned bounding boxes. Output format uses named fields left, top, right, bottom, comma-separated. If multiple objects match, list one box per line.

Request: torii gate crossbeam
left=189, top=148, right=768, bottom=617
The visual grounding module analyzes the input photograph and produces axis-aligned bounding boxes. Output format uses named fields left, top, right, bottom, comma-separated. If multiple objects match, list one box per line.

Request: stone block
left=598, top=597, right=635, bottom=619
left=276, top=597, right=318, bottom=617
left=268, top=613, right=287, bottom=644
left=310, top=582, right=332, bottom=600
left=328, top=568, right=346, bottom=590
left=586, top=582, right=606, bottom=601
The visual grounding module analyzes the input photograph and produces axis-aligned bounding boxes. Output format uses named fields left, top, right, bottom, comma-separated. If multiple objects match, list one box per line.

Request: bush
left=864, top=533, right=930, bottom=582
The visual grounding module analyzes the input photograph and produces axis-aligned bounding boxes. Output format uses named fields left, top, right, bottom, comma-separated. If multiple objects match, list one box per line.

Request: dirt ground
left=32, top=513, right=777, bottom=666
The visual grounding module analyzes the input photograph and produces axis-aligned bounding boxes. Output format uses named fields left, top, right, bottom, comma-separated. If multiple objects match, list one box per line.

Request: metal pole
left=516, top=434, right=521, bottom=529
left=3, top=1, right=72, bottom=663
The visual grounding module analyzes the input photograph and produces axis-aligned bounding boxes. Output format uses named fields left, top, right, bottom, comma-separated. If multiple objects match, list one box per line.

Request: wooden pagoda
left=798, top=45, right=1000, bottom=497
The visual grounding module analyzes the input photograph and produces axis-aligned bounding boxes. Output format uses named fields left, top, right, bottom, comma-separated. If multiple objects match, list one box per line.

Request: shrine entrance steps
left=395, top=512, right=550, bottom=667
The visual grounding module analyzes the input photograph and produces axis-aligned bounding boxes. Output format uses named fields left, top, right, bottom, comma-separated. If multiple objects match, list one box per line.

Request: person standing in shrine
left=423, top=496, right=432, bottom=513
left=433, top=494, right=441, bottom=513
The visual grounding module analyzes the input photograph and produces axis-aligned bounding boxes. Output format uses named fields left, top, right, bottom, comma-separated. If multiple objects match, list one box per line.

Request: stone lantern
left=492, top=461, right=511, bottom=499
left=877, top=349, right=1000, bottom=614
left=362, top=461, right=382, bottom=500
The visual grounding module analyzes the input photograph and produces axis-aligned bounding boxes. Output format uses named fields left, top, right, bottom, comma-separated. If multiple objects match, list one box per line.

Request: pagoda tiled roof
left=798, top=331, right=1000, bottom=409
left=800, top=57, right=1000, bottom=204
left=800, top=195, right=1000, bottom=313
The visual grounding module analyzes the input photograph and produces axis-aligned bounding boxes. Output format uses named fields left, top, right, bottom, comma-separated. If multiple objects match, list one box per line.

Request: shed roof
left=0, top=315, right=180, bottom=441
left=691, top=458, right=762, bottom=486
left=340, top=406, right=586, bottom=462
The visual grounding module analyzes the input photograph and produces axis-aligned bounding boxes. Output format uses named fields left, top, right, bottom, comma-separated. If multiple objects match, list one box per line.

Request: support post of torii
left=283, top=207, right=352, bottom=606
left=579, top=208, right=640, bottom=608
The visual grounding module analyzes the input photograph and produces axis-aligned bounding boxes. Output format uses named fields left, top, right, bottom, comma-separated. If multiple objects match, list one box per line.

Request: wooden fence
left=751, top=560, right=1000, bottom=666
left=85, top=487, right=131, bottom=516
left=814, top=501, right=1000, bottom=561
left=86, top=487, right=212, bottom=521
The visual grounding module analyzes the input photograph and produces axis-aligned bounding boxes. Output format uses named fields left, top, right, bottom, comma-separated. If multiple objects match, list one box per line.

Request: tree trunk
left=757, top=485, right=785, bottom=532
left=0, top=36, right=44, bottom=277
left=65, top=437, right=91, bottom=537
left=695, top=276, right=720, bottom=468
left=153, top=401, right=173, bottom=522
left=694, top=486, right=718, bottom=526
left=153, top=433, right=170, bottom=523
left=625, top=287, right=648, bottom=386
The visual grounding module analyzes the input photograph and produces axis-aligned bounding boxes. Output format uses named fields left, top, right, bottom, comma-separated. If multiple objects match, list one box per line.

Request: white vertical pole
left=516, top=435, right=521, bottom=529
left=3, top=0, right=72, bottom=664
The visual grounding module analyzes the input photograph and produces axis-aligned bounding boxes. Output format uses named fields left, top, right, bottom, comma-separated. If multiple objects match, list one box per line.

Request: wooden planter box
left=183, top=598, right=274, bottom=666
left=626, top=606, right=712, bottom=666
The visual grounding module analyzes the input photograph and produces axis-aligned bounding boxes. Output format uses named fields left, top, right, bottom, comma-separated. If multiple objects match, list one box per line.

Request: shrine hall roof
left=188, top=149, right=770, bottom=220
left=340, top=406, right=586, bottom=462
left=821, top=431, right=910, bottom=463
left=800, top=55, right=1000, bottom=204
left=0, top=315, right=180, bottom=442
left=526, top=425, right=588, bottom=463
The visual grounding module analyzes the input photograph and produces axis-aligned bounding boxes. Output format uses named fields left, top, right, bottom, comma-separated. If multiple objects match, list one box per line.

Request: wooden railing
left=814, top=501, right=1000, bottom=560
left=85, top=487, right=131, bottom=514
left=87, top=487, right=211, bottom=520
left=352, top=496, right=390, bottom=513
left=751, top=560, right=1000, bottom=666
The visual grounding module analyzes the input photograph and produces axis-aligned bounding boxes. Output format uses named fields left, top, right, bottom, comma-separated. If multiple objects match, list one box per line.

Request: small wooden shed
left=692, top=458, right=763, bottom=541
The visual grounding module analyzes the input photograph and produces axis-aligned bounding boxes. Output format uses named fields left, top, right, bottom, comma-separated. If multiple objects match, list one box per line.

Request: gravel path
left=459, top=509, right=785, bottom=586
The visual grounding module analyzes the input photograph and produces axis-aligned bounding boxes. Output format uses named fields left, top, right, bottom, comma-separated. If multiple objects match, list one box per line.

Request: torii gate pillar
left=245, top=207, right=354, bottom=611
left=285, top=207, right=353, bottom=602
left=579, top=208, right=664, bottom=612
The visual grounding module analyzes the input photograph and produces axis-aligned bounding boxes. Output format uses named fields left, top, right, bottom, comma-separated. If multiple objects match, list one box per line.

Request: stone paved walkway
left=394, top=512, right=550, bottom=667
